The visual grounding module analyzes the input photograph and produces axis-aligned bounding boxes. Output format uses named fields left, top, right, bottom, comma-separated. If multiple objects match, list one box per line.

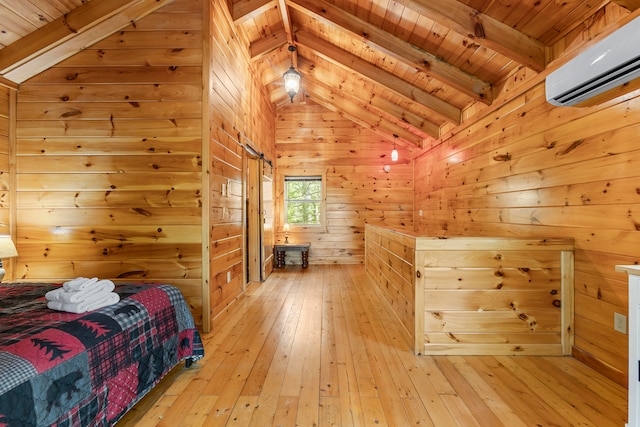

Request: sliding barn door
left=262, top=166, right=274, bottom=278
left=245, top=149, right=262, bottom=283
left=244, top=144, right=275, bottom=283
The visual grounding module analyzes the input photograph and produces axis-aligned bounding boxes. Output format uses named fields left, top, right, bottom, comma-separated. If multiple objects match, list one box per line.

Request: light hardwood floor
left=118, top=264, right=627, bottom=426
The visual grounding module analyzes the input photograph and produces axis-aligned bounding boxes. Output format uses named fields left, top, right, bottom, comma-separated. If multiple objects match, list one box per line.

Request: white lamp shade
left=391, top=148, right=399, bottom=162
left=283, top=223, right=290, bottom=232
left=0, top=236, right=17, bottom=258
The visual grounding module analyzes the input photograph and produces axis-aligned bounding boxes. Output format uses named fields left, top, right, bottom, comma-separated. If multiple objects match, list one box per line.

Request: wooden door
left=245, top=146, right=263, bottom=283
left=262, top=165, right=274, bottom=277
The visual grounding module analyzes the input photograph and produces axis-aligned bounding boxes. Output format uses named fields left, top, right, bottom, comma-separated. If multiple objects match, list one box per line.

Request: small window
left=284, top=176, right=322, bottom=225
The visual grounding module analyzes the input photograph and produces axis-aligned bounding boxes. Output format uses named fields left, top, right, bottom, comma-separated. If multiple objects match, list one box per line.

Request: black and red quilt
left=0, top=282, right=204, bottom=426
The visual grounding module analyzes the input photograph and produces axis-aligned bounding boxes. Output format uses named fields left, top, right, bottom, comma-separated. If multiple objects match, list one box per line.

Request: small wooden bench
left=274, top=243, right=310, bottom=268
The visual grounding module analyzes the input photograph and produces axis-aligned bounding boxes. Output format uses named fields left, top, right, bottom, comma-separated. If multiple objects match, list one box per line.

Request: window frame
left=281, top=172, right=327, bottom=231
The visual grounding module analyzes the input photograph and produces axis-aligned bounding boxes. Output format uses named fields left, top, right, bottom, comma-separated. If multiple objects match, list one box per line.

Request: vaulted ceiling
left=0, top=0, right=638, bottom=149
left=235, top=0, right=639, bottom=148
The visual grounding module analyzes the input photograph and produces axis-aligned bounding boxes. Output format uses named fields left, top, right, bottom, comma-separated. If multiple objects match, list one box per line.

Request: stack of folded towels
left=45, top=277, right=120, bottom=314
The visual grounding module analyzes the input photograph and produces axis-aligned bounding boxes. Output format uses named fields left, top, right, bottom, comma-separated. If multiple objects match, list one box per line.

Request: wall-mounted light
left=283, top=46, right=301, bottom=102
left=391, top=134, right=399, bottom=162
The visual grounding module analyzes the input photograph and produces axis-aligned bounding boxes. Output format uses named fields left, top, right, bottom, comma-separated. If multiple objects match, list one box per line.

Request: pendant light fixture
left=391, top=134, right=399, bottom=162
left=283, top=45, right=301, bottom=103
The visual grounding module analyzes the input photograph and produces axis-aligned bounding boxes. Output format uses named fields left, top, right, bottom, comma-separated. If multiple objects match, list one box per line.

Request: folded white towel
left=45, top=279, right=115, bottom=303
left=62, top=277, right=98, bottom=292
left=45, top=287, right=66, bottom=302
left=47, top=292, right=120, bottom=314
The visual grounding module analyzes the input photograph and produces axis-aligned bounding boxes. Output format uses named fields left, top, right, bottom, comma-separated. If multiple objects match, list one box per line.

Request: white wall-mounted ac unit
left=545, top=15, right=640, bottom=107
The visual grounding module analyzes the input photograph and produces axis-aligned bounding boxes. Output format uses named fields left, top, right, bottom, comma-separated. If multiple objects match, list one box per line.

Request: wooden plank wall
left=0, top=83, right=15, bottom=279
left=10, top=0, right=276, bottom=330
left=0, top=86, right=10, bottom=235
left=413, top=10, right=640, bottom=382
left=364, top=224, right=417, bottom=344
left=275, top=103, right=414, bottom=264
left=14, top=0, right=205, bottom=321
left=206, top=0, right=276, bottom=326
left=419, top=238, right=574, bottom=356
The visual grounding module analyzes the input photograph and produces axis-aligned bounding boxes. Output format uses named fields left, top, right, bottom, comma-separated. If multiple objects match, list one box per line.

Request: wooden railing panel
left=365, top=224, right=416, bottom=341
left=365, top=224, right=574, bottom=356
left=424, top=267, right=562, bottom=290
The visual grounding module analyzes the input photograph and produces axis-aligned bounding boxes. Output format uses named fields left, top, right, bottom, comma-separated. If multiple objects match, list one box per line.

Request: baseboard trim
left=572, top=346, right=626, bottom=387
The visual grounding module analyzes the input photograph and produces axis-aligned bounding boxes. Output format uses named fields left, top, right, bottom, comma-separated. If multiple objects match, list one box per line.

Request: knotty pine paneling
left=0, top=84, right=14, bottom=278
left=275, top=103, right=414, bottom=265
left=9, top=0, right=277, bottom=332
left=206, top=0, right=276, bottom=326
left=365, top=224, right=574, bottom=356
left=14, top=0, right=206, bottom=324
left=364, top=225, right=417, bottom=345
left=0, top=0, right=277, bottom=334
left=414, top=75, right=640, bottom=383
left=0, top=86, right=10, bottom=217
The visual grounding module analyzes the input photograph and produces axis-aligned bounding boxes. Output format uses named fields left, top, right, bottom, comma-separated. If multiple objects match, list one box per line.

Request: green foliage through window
left=285, top=176, right=322, bottom=225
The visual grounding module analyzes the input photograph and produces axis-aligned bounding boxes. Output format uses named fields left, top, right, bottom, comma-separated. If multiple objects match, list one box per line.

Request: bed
left=0, top=281, right=204, bottom=426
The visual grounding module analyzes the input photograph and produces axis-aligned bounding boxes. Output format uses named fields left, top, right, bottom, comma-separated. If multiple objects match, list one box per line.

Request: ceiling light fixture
left=391, top=134, right=399, bottom=162
left=283, top=45, right=301, bottom=103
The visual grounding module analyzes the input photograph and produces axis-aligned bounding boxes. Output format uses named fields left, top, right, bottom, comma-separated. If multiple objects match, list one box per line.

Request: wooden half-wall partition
left=364, top=224, right=575, bottom=356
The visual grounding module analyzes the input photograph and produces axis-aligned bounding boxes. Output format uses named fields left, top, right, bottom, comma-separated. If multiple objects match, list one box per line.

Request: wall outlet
left=614, top=312, right=627, bottom=334
left=226, top=271, right=231, bottom=283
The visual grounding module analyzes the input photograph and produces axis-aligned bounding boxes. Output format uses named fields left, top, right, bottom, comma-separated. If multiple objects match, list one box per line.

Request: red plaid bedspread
left=0, top=282, right=204, bottom=426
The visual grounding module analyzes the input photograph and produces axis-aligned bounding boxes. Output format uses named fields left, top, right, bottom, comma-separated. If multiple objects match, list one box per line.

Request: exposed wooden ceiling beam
left=287, top=0, right=493, bottom=104
left=295, top=31, right=462, bottom=125
left=296, top=58, right=440, bottom=139
left=393, top=0, right=547, bottom=72
left=268, top=59, right=436, bottom=141
left=277, top=0, right=298, bottom=69
left=0, top=0, right=175, bottom=84
left=277, top=0, right=293, bottom=45
left=301, top=79, right=426, bottom=149
left=611, top=0, right=640, bottom=10
left=232, top=0, right=277, bottom=24
left=250, top=29, right=288, bottom=61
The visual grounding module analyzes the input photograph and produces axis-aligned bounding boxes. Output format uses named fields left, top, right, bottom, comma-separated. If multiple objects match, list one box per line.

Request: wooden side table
left=274, top=243, right=310, bottom=268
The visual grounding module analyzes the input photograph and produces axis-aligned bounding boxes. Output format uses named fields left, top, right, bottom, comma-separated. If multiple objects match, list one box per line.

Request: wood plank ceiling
left=0, top=0, right=638, bottom=149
